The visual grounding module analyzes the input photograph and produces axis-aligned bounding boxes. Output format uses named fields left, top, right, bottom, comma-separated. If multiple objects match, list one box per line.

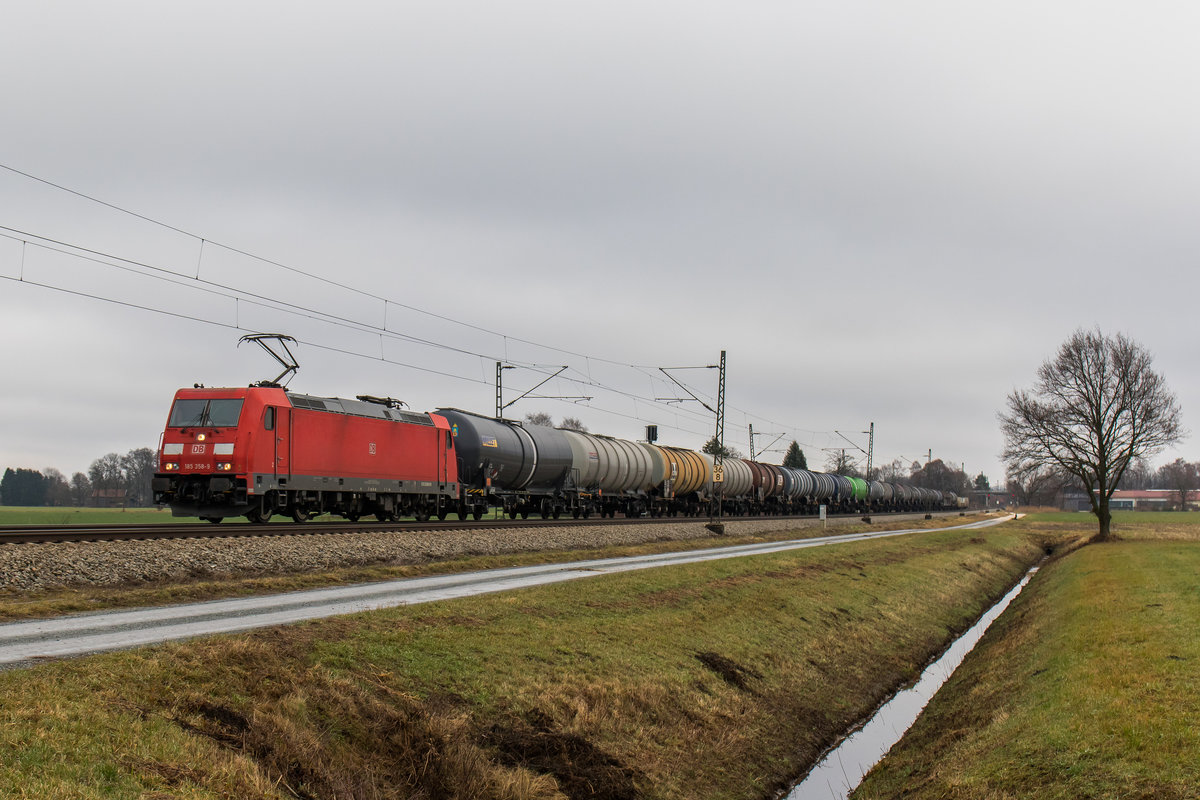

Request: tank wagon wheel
left=582, top=508, right=591, bottom=519
left=345, top=511, right=361, bottom=523
left=291, top=509, right=310, bottom=523
left=508, top=508, right=518, bottom=520
left=520, top=510, right=530, bottom=520
left=200, top=516, right=223, bottom=524
left=572, top=509, right=581, bottom=519
left=437, top=509, right=448, bottom=521
left=552, top=509, right=561, bottom=520
left=473, top=508, right=484, bottom=521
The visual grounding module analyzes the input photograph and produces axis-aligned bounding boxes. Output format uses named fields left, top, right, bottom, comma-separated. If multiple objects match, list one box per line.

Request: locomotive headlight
left=197, top=433, right=207, bottom=442
left=217, top=462, right=233, bottom=471
left=164, top=462, right=179, bottom=471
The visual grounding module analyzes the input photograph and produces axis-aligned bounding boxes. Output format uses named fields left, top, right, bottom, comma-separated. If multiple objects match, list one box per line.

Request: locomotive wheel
left=582, top=508, right=591, bottom=519
left=520, top=510, right=530, bottom=520
left=345, top=511, right=361, bottom=522
left=246, top=507, right=271, bottom=524
left=508, top=508, right=518, bottom=520
left=552, top=509, right=561, bottom=520
left=200, top=516, right=223, bottom=524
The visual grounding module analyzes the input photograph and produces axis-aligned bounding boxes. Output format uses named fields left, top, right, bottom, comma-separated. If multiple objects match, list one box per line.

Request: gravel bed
left=0, top=517, right=853, bottom=593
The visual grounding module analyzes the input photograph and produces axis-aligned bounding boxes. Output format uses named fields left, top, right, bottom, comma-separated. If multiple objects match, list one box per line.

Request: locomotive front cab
left=153, top=387, right=284, bottom=521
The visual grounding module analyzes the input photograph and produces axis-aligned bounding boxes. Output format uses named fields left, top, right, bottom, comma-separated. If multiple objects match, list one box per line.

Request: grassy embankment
left=0, top=521, right=1057, bottom=799
left=855, top=511, right=1200, bottom=799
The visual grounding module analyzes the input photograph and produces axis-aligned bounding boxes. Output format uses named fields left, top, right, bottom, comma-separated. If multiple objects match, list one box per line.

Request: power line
left=1, top=222, right=726, bottom=433
left=1, top=162, right=844, bottom=448
left=0, top=161, right=654, bottom=369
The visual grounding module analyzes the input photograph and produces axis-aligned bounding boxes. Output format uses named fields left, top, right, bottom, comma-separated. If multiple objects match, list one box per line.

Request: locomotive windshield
left=168, top=398, right=244, bottom=428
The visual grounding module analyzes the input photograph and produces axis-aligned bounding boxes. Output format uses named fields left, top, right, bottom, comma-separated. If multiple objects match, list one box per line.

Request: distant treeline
left=0, top=447, right=157, bottom=507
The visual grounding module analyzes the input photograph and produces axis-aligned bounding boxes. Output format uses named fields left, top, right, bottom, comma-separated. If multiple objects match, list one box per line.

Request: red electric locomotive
left=152, top=385, right=459, bottom=523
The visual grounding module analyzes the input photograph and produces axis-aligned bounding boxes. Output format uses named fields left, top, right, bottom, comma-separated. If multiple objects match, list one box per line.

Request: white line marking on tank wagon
left=0, top=516, right=1012, bottom=668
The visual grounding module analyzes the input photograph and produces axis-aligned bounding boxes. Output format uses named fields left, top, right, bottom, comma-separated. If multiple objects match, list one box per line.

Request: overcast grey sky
left=3, top=1, right=1197, bottom=486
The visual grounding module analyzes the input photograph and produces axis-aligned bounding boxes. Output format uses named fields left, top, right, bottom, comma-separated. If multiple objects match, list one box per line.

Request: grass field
left=854, top=512, right=1200, bottom=799
left=0, top=524, right=1052, bottom=799
left=0, top=505, right=194, bottom=525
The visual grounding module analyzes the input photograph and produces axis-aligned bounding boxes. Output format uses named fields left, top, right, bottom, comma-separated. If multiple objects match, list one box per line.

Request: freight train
left=152, top=384, right=960, bottom=523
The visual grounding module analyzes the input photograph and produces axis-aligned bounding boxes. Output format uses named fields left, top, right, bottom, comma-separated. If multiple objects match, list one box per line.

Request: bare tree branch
left=999, top=329, right=1184, bottom=540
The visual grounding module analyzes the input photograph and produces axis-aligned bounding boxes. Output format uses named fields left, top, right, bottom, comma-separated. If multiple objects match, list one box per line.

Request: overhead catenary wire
left=0, top=263, right=724, bottom=443
left=1, top=163, right=844, bottom=453
left=1, top=225, right=833, bottom=454
left=0, top=224, right=727, bottom=430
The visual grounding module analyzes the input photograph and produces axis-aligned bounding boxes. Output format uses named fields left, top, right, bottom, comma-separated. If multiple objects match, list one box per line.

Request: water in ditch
left=785, top=564, right=1041, bottom=800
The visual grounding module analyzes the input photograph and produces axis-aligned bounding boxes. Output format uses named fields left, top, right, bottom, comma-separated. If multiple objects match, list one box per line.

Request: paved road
left=0, top=516, right=1011, bottom=669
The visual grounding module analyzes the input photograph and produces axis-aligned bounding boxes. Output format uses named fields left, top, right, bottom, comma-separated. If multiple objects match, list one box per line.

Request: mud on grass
left=0, top=523, right=1048, bottom=800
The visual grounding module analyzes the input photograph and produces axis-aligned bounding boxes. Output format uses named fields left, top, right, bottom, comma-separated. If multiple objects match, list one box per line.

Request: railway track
left=0, top=510, right=958, bottom=546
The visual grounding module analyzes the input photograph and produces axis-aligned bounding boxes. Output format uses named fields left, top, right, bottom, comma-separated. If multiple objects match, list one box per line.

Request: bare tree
left=1007, top=464, right=1070, bottom=508
left=121, top=448, right=158, bottom=507
left=876, top=458, right=907, bottom=482
left=523, top=412, right=554, bottom=427
left=88, top=453, right=124, bottom=495
left=1157, top=458, right=1198, bottom=511
left=559, top=416, right=588, bottom=432
left=823, top=449, right=860, bottom=477
left=1000, top=329, right=1183, bottom=541
left=909, top=459, right=969, bottom=494
left=1117, top=457, right=1154, bottom=490
left=70, top=472, right=92, bottom=507
left=41, top=467, right=72, bottom=506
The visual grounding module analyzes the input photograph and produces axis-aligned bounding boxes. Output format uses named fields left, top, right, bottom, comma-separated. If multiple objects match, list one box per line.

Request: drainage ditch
left=785, top=563, right=1042, bottom=800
